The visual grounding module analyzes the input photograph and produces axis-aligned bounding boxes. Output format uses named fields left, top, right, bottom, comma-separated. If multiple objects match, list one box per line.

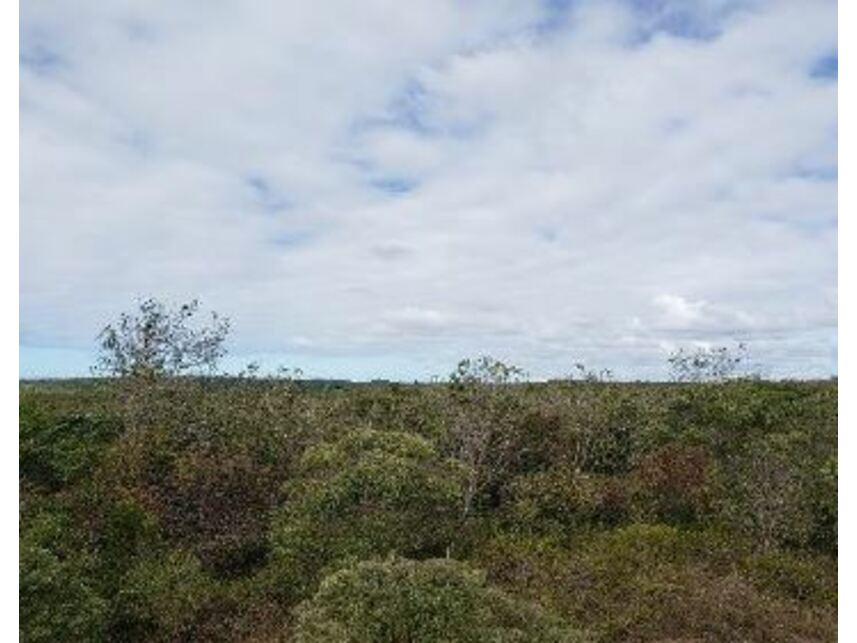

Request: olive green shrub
left=632, top=443, right=712, bottom=524
left=20, top=405, right=121, bottom=491
left=501, top=470, right=631, bottom=535
left=269, top=429, right=467, bottom=599
left=477, top=525, right=836, bottom=642
left=715, top=436, right=817, bottom=551
left=20, top=526, right=107, bottom=643
left=294, top=556, right=583, bottom=642
left=745, top=550, right=837, bottom=605
left=112, top=550, right=215, bottom=641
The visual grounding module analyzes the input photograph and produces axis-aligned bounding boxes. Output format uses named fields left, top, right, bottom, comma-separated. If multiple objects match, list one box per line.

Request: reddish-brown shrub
left=634, top=444, right=711, bottom=523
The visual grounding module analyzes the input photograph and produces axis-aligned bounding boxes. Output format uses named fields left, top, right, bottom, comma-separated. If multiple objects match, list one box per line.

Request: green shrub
left=100, top=379, right=298, bottom=577
left=557, top=526, right=834, bottom=641
left=578, top=397, right=638, bottom=475
left=112, top=550, right=215, bottom=641
left=294, top=556, right=584, bottom=642
left=20, top=406, right=121, bottom=491
left=501, top=471, right=631, bottom=535
left=714, top=437, right=816, bottom=551
left=473, top=534, right=570, bottom=603
left=269, top=429, right=467, bottom=599
left=20, top=512, right=108, bottom=643
left=746, top=550, right=837, bottom=604
left=96, top=497, right=161, bottom=584
left=809, top=455, right=837, bottom=553
left=20, top=543, right=108, bottom=643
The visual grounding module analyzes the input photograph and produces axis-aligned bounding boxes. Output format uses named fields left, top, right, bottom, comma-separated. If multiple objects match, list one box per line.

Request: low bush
left=20, top=534, right=107, bottom=643
left=269, top=429, right=467, bottom=600
left=632, top=443, right=711, bottom=523
left=111, top=550, right=215, bottom=641
left=294, top=556, right=584, bottom=642
left=501, top=470, right=631, bottom=535
left=20, top=406, right=121, bottom=491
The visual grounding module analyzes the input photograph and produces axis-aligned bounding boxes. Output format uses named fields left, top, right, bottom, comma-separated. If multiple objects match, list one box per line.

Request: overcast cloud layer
left=20, top=0, right=837, bottom=380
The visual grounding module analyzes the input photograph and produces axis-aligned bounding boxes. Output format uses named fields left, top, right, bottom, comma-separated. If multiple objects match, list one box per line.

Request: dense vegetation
left=20, top=370, right=837, bottom=641
left=18, top=298, right=837, bottom=640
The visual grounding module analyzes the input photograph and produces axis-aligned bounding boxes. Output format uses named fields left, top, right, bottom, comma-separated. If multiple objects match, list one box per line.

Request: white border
left=2, top=0, right=19, bottom=632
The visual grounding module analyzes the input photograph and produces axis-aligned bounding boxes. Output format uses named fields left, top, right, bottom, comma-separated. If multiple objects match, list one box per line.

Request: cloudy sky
left=20, top=0, right=837, bottom=380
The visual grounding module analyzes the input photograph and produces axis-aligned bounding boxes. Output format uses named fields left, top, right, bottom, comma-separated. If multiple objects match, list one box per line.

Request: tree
left=93, top=298, right=230, bottom=379
left=447, top=357, right=527, bottom=516
left=667, top=343, right=747, bottom=383
left=568, top=362, right=613, bottom=382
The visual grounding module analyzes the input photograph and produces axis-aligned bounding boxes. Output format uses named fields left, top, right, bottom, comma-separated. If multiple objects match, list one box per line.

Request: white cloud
left=20, top=0, right=837, bottom=379
left=653, top=294, right=708, bottom=328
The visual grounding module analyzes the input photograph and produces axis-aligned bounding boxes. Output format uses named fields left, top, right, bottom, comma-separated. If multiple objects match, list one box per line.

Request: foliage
left=667, top=343, right=747, bottom=382
left=445, top=356, right=530, bottom=516
left=501, top=470, right=631, bottom=535
left=94, top=298, right=230, bottom=379
left=20, top=510, right=108, bottom=643
left=294, top=556, right=583, bottom=642
left=112, top=550, right=215, bottom=641
left=20, top=541, right=108, bottom=643
left=633, top=443, right=711, bottom=523
left=269, top=429, right=467, bottom=599
left=477, top=526, right=836, bottom=642
left=20, top=402, right=121, bottom=491
left=449, top=355, right=528, bottom=386
left=19, top=369, right=837, bottom=642
left=100, top=376, right=300, bottom=578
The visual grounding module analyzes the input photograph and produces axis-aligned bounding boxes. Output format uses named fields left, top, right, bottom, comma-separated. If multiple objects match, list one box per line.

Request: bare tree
left=447, top=356, right=527, bottom=516
left=93, top=298, right=230, bottom=379
left=569, top=362, right=614, bottom=383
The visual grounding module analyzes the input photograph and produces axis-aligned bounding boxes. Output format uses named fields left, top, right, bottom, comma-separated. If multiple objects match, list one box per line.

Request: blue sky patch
left=810, top=53, right=837, bottom=80
left=20, top=43, right=65, bottom=75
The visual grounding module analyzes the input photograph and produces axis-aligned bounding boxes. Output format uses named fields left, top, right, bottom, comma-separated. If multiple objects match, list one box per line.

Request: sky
left=19, top=0, right=837, bottom=381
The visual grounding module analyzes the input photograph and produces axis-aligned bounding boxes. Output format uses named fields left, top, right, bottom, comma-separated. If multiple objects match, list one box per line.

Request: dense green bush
left=20, top=405, right=121, bottom=491
left=269, top=429, right=468, bottom=599
left=745, top=550, right=837, bottom=605
left=714, top=436, right=817, bottom=551
left=20, top=542, right=108, bottom=643
left=111, top=550, right=215, bottom=641
left=810, top=455, right=838, bottom=553
left=477, top=525, right=836, bottom=642
left=294, top=556, right=583, bottom=642
left=20, top=508, right=108, bottom=643
left=501, top=470, right=632, bottom=535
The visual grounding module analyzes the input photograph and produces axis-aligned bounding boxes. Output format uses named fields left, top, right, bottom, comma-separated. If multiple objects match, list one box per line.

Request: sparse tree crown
left=94, top=298, right=230, bottom=379
left=449, top=356, right=527, bottom=386
left=667, top=343, right=747, bottom=382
